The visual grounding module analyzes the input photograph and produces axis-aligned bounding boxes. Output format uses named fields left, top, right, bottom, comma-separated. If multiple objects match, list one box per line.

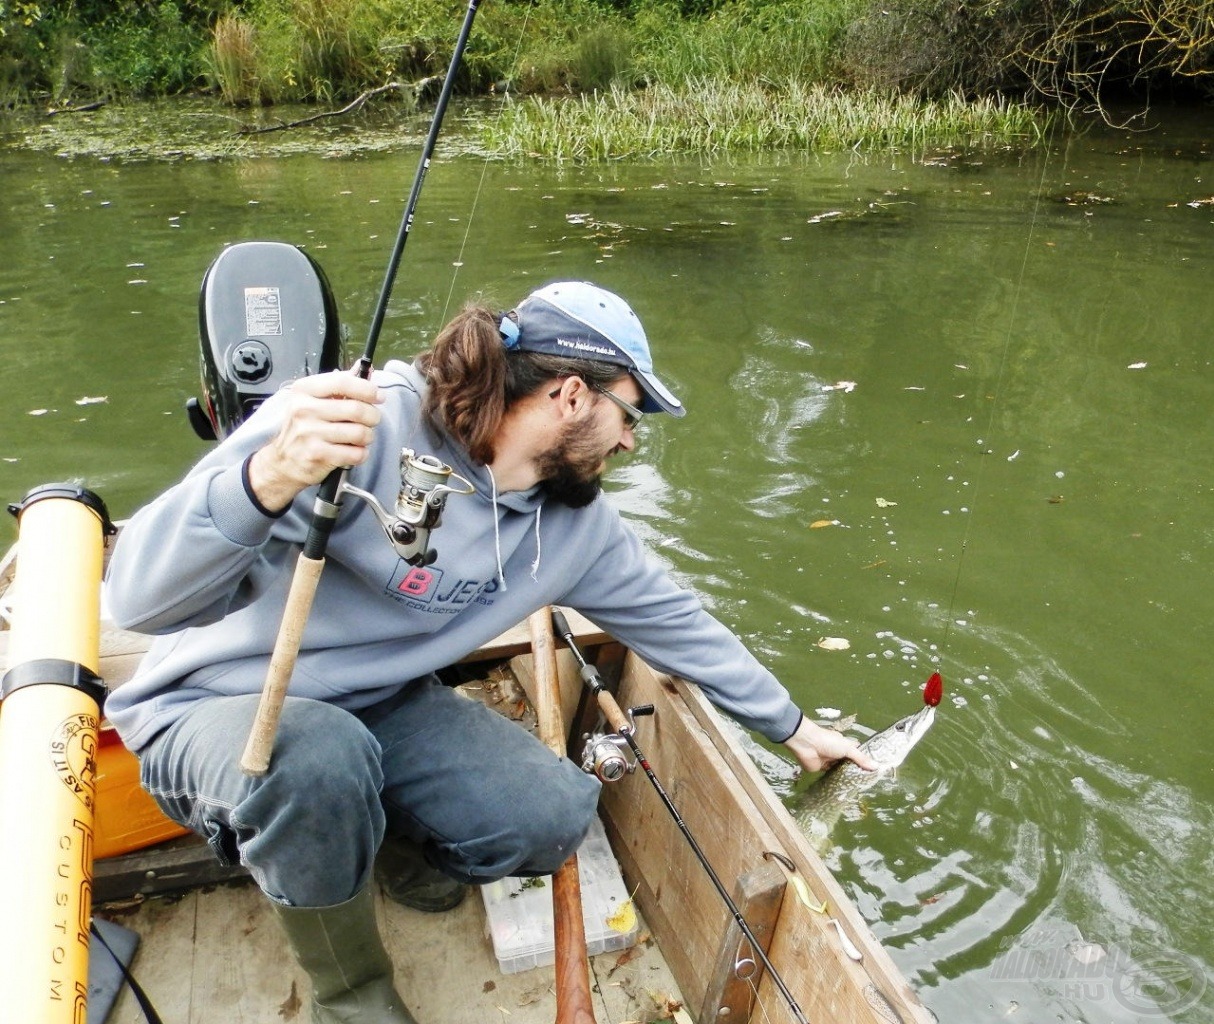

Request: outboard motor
left=187, top=241, right=344, bottom=441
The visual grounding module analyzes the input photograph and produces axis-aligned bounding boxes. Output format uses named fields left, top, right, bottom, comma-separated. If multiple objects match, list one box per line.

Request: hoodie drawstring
left=530, top=506, right=543, bottom=583
left=485, top=466, right=544, bottom=591
left=486, top=466, right=508, bottom=592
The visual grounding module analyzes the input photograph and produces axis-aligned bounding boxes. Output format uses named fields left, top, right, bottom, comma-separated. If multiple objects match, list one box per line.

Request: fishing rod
left=241, top=0, right=483, bottom=775
left=549, top=609, right=812, bottom=1024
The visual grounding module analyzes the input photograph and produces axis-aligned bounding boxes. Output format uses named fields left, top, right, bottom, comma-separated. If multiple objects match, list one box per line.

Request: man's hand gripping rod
left=240, top=0, right=483, bottom=776
left=549, top=609, right=812, bottom=1024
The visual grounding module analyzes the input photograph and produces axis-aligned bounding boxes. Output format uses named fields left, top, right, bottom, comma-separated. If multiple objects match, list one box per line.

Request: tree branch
left=236, top=78, right=438, bottom=136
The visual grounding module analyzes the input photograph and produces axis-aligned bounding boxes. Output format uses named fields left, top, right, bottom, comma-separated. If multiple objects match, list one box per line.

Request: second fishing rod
left=241, top=0, right=483, bottom=776
left=550, top=608, right=813, bottom=1024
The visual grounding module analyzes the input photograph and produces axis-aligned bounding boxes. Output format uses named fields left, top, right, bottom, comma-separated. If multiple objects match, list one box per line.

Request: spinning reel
left=579, top=703, right=654, bottom=782
left=341, top=448, right=475, bottom=567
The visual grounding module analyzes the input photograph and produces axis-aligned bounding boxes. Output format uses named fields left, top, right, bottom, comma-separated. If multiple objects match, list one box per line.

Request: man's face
left=539, top=375, right=643, bottom=508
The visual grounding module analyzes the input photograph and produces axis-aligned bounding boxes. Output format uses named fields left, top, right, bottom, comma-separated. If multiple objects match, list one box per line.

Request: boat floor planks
left=99, top=877, right=685, bottom=1024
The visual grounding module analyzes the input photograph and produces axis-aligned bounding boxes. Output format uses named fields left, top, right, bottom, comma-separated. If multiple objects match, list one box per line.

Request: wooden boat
left=0, top=537, right=935, bottom=1024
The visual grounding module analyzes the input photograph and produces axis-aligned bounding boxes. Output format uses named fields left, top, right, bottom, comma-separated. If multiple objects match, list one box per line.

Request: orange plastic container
left=95, top=721, right=188, bottom=859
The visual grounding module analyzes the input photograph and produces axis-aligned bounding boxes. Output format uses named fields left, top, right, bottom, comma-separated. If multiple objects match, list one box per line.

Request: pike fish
left=795, top=704, right=936, bottom=840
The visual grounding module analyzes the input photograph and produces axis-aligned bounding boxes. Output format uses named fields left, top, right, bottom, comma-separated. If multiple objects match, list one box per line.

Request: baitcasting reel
left=341, top=448, right=475, bottom=567
left=580, top=704, right=654, bottom=783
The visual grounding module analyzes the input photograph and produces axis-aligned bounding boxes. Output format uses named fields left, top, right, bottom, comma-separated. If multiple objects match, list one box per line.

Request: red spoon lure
left=923, top=671, right=943, bottom=707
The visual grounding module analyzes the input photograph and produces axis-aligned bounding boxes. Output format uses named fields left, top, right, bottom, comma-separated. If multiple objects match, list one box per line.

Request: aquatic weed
left=482, top=80, right=1051, bottom=160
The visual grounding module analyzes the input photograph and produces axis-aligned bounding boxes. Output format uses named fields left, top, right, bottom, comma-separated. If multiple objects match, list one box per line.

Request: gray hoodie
left=104, top=361, right=802, bottom=753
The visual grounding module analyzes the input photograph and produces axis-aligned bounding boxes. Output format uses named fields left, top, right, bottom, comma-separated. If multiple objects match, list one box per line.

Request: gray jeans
left=139, top=674, right=601, bottom=907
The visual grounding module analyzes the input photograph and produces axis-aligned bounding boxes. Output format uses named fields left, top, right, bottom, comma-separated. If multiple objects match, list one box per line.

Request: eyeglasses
left=590, top=382, right=644, bottom=430
left=548, top=379, right=645, bottom=430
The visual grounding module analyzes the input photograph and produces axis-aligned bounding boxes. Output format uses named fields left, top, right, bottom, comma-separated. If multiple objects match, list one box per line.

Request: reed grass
left=482, top=80, right=1051, bottom=160
left=211, top=13, right=260, bottom=107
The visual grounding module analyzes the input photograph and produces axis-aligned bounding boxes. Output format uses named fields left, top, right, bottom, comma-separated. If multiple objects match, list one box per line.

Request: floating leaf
left=875, top=497, right=898, bottom=508
left=822, top=380, right=857, bottom=392
left=809, top=519, right=838, bottom=529
left=75, top=395, right=108, bottom=406
left=817, top=637, right=850, bottom=651
left=1127, top=361, right=1147, bottom=370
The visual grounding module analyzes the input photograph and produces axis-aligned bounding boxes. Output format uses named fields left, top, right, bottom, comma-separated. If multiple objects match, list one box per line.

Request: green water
left=2, top=106, right=1211, bottom=1023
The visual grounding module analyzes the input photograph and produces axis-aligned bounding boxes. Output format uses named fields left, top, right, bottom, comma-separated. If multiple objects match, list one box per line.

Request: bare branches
left=235, top=78, right=436, bottom=136
left=997, top=0, right=1214, bottom=114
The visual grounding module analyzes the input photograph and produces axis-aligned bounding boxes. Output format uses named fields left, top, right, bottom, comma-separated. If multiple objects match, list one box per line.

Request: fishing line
left=439, top=0, right=538, bottom=329
left=743, top=971, right=780, bottom=1024
left=936, top=120, right=1066, bottom=660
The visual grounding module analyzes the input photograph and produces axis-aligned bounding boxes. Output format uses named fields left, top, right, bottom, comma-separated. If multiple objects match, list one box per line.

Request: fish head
left=860, top=703, right=936, bottom=772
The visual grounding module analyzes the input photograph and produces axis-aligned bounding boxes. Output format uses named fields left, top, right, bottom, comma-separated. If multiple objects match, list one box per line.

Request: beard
left=536, top=425, right=605, bottom=509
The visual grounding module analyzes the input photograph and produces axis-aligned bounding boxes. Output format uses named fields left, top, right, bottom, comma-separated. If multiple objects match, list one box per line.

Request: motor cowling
left=188, top=241, right=344, bottom=441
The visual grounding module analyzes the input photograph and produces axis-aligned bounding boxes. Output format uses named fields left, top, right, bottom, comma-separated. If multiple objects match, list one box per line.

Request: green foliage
left=575, top=25, right=636, bottom=91
left=5, top=0, right=1211, bottom=124
left=0, top=1, right=48, bottom=104
left=630, top=0, right=862, bottom=87
left=1, top=0, right=214, bottom=103
left=236, top=0, right=395, bottom=103
left=83, top=2, right=207, bottom=97
left=505, top=2, right=638, bottom=94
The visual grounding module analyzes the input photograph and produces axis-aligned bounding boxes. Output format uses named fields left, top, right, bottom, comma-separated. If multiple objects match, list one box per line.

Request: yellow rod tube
left=0, top=486, right=110, bottom=1024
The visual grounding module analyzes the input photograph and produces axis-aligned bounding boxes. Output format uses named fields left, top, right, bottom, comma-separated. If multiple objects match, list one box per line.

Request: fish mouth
left=903, top=703, right=937, bottom=743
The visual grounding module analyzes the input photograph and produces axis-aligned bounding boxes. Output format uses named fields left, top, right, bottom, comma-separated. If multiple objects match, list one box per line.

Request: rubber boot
left=375, top=835, right=467, bottom=913
left=273, top=886, right=418, bottom=1023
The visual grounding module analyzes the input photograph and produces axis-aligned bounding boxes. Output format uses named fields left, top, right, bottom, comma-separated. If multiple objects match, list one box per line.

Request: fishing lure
left=923, top=671, right=943, bottom=707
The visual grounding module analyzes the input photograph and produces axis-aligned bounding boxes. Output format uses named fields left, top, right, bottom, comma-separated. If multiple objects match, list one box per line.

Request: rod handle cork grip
left=528, top=608, right=597, bottom=1024
left=594, top=687, right=632, bottom=737
left=241, top=552, right=326, bottom=775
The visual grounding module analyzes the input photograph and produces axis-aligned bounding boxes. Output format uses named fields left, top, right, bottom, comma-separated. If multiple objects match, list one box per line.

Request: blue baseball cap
left=500, top=281, right=685, bottom=417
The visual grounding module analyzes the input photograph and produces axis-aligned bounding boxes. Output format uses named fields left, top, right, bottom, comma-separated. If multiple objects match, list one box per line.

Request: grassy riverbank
left=2, top=1, right=1208, bottom=157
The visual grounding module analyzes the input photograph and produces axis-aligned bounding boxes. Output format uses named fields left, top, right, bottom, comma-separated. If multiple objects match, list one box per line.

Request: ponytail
left=416, top=305, right=507, bottom=464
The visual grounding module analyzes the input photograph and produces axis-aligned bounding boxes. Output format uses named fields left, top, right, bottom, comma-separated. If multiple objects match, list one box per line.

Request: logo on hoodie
left=385, top=560, right=499, bottom=613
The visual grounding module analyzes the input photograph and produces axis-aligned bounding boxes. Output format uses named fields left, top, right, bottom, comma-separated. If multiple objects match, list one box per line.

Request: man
left=105, top=281, right=873, bottom=1024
